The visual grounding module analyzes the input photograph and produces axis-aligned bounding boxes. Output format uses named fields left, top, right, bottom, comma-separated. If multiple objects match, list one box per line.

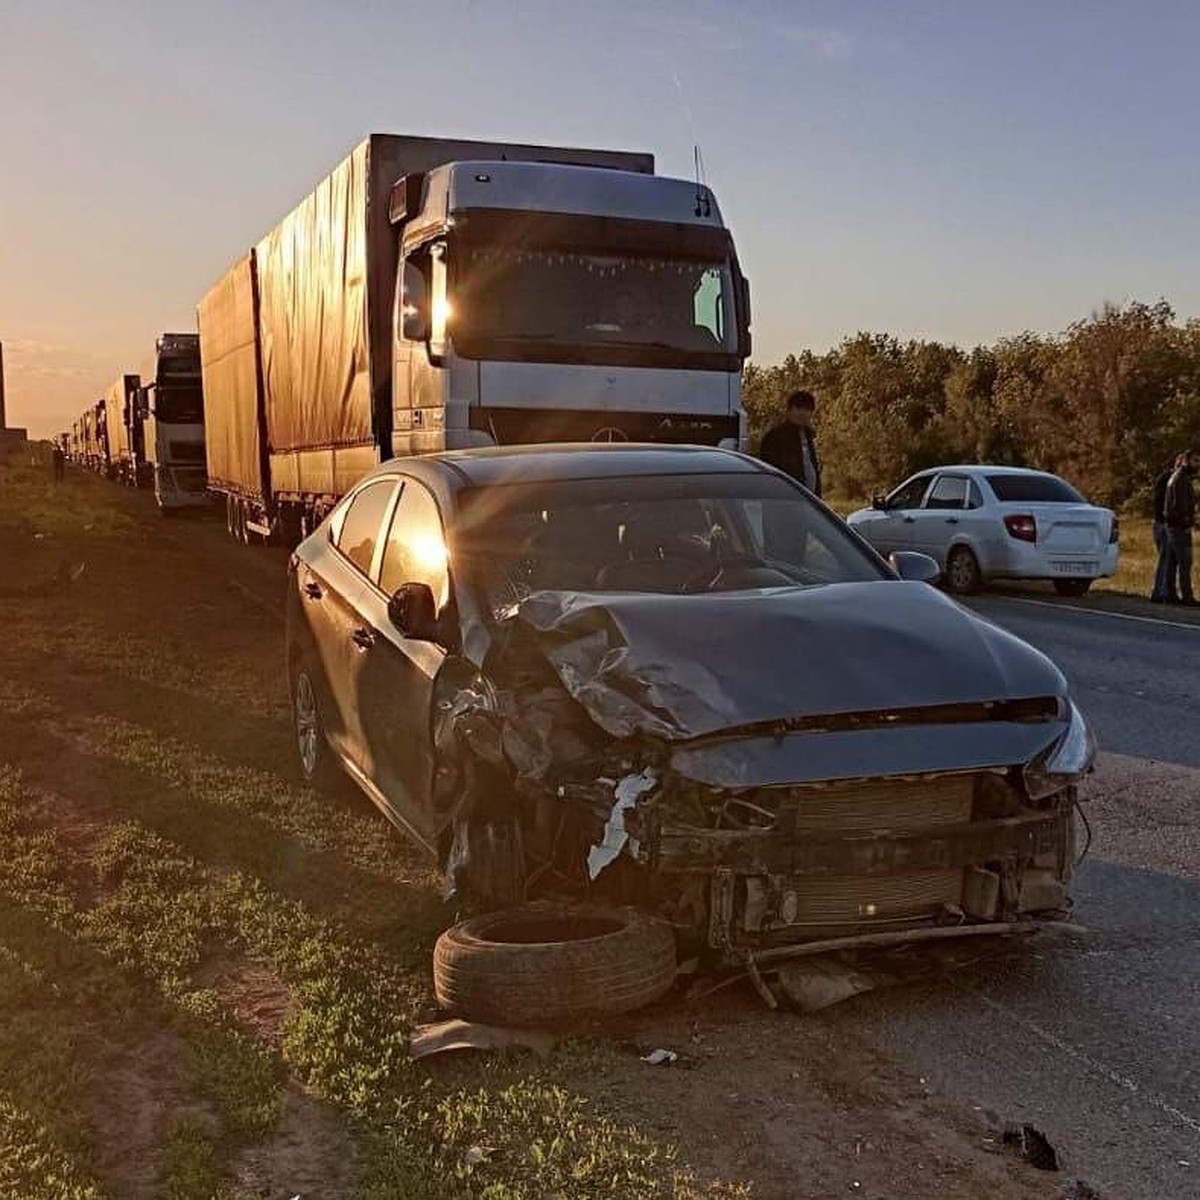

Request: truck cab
left=390, top=161, right=750, bottom=455
left=138, top=333, right=208, bottom=511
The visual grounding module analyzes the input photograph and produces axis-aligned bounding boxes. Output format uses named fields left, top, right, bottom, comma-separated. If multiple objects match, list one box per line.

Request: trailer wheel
left=237, top=499, right=252, bottom=546
left=433, top=903, right=677, bottom=1026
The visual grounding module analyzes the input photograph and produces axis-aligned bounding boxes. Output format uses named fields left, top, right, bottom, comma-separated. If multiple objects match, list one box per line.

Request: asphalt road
left=846, top=594, right=1200, bottom=1199
left=974, top=595, right=1200, bottom=769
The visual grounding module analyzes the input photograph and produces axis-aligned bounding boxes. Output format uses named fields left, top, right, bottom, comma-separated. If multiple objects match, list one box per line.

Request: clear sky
left=3, top=0, right=1199, bottom=436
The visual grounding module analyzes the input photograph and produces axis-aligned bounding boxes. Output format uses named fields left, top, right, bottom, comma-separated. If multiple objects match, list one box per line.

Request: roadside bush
left=746, top=300, right=1200, bottom=508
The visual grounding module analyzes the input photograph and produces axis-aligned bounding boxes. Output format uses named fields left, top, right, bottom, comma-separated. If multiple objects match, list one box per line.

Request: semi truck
left=101, top=373, right=141, bottom=485
left=135, top=333, right=208, bottom=511
left=81, top=402, right=106, bottom=474
left=198, top=133, right=751, bottom=543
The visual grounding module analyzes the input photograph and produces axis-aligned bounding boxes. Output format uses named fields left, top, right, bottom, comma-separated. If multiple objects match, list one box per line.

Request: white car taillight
left=1004, top=514, right=1037, bottom=543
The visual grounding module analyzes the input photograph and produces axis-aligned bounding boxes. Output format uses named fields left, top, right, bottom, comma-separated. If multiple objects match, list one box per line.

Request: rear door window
left=334, top=480, right=398, bottom=576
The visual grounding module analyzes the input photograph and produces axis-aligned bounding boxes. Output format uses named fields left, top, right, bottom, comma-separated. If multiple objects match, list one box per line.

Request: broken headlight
left=1023, top=702, right=1095, bottom=800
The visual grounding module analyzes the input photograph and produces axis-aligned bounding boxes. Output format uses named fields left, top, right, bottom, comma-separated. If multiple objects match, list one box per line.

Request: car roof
left=908, top=465, right=1064, bottom=480
left=365, top=444, right=771, bottom=489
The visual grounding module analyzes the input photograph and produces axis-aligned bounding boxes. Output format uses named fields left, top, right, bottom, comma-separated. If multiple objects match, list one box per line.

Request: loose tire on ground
left=433, top=903, right=677, bottom=1026
left=946, top=545, right=983, bottom=595
left=1053, top=578, right=1093, bottom=597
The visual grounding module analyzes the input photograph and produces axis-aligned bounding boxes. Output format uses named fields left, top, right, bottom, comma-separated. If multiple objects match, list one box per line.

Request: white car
left=847, top=465, right=1119, bottom=596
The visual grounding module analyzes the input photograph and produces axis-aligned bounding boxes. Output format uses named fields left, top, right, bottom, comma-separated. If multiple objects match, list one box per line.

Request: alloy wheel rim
left=295, top=673, right=319, bottom=776
left=951, top=554, right=973, bottom=590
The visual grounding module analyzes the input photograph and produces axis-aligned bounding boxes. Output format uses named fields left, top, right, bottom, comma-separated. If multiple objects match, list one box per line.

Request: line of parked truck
left=63, top=333, right=209, bottom=512
left=62, top=132, right=752, bottom=532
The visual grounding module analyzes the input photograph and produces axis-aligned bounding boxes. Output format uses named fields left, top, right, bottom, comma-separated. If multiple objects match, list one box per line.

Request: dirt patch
left=227, top=1086, right=359, bottom=1200
left=194, top=954, right=294, bottom=1046
left=600, top=991, right=1057, bottom=1200
left=87, top=1026, right=219, bottom=1200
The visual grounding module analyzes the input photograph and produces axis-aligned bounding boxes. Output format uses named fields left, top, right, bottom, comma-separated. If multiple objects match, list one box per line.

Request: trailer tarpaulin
left=198, top=253, right=267, bottom=499
left=103, top=375, right=137, bottom=469
left=256, top=142, right=372, bottom=455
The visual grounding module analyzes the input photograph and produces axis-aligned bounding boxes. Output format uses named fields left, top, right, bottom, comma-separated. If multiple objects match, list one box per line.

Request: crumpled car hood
left=516, top=581, right=1066, bottom=741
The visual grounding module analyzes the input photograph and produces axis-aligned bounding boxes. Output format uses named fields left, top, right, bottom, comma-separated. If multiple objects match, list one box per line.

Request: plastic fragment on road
left=409, top=1018, right=557, bottom=1060
left=640, top=1048, right=678, bottom=1066
left=587, top=768, right=656, bottom=879
left=775, top=957, right=880, bottom=1012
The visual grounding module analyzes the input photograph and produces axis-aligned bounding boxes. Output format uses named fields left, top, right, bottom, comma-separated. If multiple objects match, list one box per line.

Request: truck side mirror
left=400, top=261, right=430, bottom=342
left=388, top=582, right=440, bottom=642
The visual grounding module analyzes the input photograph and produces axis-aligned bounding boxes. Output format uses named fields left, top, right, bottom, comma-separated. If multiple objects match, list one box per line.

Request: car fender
left=945, top=534, right=991, bottom=577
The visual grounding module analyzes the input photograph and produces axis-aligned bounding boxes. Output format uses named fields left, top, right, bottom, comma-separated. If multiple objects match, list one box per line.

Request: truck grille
left=168, top=441, right=207, bottom=463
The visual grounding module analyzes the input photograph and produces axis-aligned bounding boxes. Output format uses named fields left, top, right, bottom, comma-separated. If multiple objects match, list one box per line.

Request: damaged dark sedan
left=286, top=446, right=1093, bottom=1022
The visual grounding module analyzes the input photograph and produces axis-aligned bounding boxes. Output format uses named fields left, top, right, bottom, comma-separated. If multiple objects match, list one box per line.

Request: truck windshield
left=453, top=245, right=738, bottom=364
left=155, top=384, right=204, bottom=424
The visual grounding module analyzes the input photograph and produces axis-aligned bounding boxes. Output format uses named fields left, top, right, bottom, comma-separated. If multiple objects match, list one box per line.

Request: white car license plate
left=1051, top=560, right=1097, bottom=576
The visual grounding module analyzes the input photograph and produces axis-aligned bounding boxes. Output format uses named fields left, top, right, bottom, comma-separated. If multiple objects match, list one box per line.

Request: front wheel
left=291, top=663, right=341, bottom=792
left=945, top=546, right=983, bottom=595
left=1053, top=578, right=1093, bottom=597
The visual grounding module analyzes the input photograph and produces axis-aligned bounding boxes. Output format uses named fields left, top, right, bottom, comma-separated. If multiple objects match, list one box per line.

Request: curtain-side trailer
left=199, top=133, right=751, bottom=544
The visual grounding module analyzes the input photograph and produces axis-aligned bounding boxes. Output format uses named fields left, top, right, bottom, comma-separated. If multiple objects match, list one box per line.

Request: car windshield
left=987, top=473, right=1085, bottom=503
left=452, top=472, right=887, bottom=619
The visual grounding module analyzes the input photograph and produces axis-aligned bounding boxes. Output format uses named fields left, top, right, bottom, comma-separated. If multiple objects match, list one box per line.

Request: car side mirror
left=388, top=582, right=440, bottom=641
left=871, top=495, right=888, bottom=511
left=889, top=551, right=942, bottom=585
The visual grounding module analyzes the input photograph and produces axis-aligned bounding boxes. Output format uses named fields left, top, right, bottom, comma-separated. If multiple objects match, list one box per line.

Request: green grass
left=0, top=460, right=748, bottom=1198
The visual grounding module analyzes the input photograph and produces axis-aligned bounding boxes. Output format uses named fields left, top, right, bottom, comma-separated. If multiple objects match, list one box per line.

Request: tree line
left=743, top=300, right=1200, bottom=511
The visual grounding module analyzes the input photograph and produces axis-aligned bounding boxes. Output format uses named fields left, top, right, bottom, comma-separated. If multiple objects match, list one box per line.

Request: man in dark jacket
left=1151, top=454, right=1182, bottom=603
left=759, top=390, right=821, bottom=496
left=1164, top=450, right=1199, bottom=605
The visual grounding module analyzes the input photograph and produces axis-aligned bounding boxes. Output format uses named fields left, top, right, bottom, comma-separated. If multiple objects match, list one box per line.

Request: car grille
left=736, top=773, right=1002, bottom=937
left=788, top=774, right=974, bottom=833
left=778, top=868, right=965, bottom=926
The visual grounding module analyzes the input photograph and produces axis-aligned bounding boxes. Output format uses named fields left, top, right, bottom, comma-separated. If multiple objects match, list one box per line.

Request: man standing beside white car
left=1164, top=450, right=1199, bottom=607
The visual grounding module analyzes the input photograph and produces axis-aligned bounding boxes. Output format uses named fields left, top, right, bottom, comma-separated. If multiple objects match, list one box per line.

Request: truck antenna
left=693, top=145, right=711, bottom=218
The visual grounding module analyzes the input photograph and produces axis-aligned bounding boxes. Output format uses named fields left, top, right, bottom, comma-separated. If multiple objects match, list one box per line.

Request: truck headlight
left=1023, top=702, right=1096, bottom=800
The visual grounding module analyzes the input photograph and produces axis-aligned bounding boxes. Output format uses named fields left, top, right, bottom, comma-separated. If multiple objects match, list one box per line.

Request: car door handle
left=303, top=581, right=323, bottom=600
left=945, top=517, right=959, bottom=525
left=902, top=516, right=916, bottom=524
left=351, top=627, right=375, bottom=651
